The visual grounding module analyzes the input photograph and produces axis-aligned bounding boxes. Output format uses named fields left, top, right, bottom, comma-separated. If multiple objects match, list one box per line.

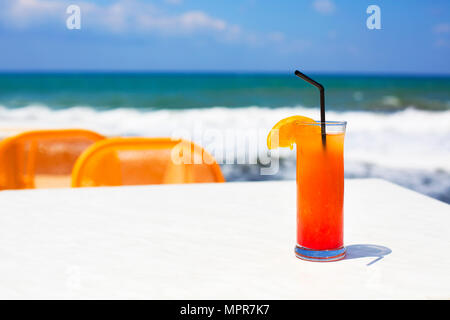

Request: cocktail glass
left=294, top=121, right=347, bottom=262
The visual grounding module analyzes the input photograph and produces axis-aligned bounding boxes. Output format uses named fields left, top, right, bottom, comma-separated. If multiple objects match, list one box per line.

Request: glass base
left=295, top=245, right=346, bottom=262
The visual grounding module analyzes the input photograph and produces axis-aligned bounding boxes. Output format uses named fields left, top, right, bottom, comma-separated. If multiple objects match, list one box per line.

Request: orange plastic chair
left=71, top=137, right=225, bottom=187
left=0, top=129, right=105, bottom=190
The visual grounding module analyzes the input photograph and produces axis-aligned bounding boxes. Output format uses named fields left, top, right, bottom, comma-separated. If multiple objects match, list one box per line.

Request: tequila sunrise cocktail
left=268, top=117, right=347, bottom=262
left=295, top=121, right=346, bottom=261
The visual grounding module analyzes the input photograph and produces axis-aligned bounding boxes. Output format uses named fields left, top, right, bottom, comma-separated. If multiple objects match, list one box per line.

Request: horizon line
left=0, top=70, right=449, bottom=77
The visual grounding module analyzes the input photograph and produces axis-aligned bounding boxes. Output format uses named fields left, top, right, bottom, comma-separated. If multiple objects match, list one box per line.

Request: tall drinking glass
left=294, top=121, right=347, bottom=262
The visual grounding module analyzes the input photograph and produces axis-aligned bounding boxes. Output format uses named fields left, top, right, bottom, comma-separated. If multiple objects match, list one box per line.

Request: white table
left=0, top=179, right=448, bottom=299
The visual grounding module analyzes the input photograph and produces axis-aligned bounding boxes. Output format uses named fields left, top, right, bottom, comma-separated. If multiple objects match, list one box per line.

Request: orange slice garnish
left=267, top=115, right=318, bottom=149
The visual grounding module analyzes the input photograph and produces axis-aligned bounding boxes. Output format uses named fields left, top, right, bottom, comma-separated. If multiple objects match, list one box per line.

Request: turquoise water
left=0, top=73, right=449, bottom=111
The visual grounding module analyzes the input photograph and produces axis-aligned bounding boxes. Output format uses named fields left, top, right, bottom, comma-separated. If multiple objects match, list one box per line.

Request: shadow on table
left=345, top=244, right=392, bottom=266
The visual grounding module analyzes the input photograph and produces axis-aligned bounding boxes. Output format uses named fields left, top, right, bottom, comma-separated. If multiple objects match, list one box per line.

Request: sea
left=0, top=72, right=449, bottom=203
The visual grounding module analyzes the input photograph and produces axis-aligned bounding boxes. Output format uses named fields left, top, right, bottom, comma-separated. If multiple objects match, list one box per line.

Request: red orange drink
left=268, top=117, right=347, bottom=262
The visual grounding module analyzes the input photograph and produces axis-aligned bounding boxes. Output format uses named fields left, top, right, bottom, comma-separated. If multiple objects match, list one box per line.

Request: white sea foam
left=0, top=105, right=449, bottom=201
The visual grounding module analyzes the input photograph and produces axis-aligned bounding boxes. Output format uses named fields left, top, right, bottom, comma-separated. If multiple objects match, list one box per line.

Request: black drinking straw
left=294, top=70, right=326, bottom=147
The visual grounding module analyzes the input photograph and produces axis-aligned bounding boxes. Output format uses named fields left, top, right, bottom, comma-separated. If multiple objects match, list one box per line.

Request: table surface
left=0, top=179, right=449, bottom=299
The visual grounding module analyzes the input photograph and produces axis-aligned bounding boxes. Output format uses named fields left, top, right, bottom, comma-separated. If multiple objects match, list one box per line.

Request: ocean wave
left=0, top=104, right=449, bottom=202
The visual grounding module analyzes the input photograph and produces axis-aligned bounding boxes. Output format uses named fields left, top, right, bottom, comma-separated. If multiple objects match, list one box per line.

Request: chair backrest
left=71, top=137, right=225, bottom=187
left=0, top=129, right=105, bottom=190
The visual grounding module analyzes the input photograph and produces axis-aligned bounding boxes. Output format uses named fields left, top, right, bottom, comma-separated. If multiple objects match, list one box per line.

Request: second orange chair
left=72, top=137, right=225, bottom=187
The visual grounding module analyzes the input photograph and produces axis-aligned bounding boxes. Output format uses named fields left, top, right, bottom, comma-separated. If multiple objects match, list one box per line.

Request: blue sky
left=0, top=0, right=449, bottom=74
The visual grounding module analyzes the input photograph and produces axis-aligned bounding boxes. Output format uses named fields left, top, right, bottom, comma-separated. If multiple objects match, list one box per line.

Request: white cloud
left=134, top=9, right=233, bottom=37
left=179, top=11, right=227, bottom=31
left=0, top=0, right=307, bottom=53
left=312, top=0, right=336, bottom=15
left=1, top=0, right=232, bottom=35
